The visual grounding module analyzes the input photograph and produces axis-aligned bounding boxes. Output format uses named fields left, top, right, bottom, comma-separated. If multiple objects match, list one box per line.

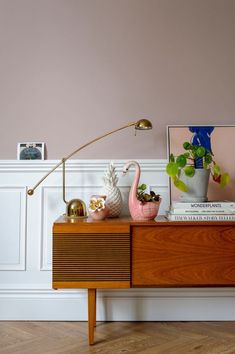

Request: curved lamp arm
left=27, top=119, right=152, bottom=196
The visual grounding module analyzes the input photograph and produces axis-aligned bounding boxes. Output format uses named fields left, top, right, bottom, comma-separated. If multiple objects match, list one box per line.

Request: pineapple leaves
left=103, top=162, right=118, bottom=187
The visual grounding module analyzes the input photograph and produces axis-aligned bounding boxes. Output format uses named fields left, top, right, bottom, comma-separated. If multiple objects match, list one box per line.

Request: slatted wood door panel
left=53, top=232, right=130, bottom=289
left=132, top=225, right=235, bottom=287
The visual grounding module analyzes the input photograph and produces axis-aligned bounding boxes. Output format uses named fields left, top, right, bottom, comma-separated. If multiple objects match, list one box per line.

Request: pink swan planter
left=122, top=160, right=161, bottom=221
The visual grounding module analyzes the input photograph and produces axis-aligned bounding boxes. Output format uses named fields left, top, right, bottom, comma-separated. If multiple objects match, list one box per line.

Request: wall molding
left=0, top=159, right=168, bottom=173
left=0, top=186, right=26, bottom=271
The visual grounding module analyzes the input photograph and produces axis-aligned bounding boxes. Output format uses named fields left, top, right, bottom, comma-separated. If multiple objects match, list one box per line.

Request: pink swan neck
left=125, top=161, right=140, bottom=205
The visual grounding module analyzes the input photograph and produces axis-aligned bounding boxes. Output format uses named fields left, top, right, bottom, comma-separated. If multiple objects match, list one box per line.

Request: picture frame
left=167, top=125, right=235, bottom=203
left=17, top=142, right=45, bottom=160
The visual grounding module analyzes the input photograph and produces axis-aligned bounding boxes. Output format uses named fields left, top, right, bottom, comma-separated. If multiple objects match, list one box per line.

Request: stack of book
left=167, top=201, right=235, bottom=221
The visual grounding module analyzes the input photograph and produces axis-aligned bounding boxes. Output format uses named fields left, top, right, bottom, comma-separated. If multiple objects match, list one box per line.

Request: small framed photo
left=17, top=142, right=45, bottom=160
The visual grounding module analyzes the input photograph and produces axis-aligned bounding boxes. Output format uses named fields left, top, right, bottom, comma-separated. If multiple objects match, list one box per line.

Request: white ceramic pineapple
left=103, top=162, right=122, bottom=217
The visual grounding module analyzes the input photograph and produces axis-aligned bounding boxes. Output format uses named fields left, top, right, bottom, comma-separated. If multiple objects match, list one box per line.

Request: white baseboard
left=2, top=288, right=235, bottom=321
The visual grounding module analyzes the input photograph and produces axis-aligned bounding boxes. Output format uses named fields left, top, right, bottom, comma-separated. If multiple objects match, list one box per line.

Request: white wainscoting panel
left=0, top=187, right=26, bottom=271
left=1, top=159, right=235, bottom=320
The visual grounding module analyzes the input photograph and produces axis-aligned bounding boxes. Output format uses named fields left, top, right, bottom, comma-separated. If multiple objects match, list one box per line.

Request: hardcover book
left=171, top=201, right=235, bottom=209
left=167, top=213, right=235, bottom=221
left=170, top=208, right=235, bottom=215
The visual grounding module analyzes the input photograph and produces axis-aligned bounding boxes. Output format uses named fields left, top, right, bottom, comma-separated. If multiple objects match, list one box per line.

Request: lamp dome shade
left=135, top=119, right=152, bottom=130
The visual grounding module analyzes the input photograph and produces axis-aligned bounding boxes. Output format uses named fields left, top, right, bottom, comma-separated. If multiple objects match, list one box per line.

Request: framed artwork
left=167, top=125, right=235, bottom=203
left=17, top=142, right=45, bottom=160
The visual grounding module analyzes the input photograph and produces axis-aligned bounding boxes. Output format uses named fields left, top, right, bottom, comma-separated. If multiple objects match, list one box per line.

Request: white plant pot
left=179, top=168, right=210, bottom=202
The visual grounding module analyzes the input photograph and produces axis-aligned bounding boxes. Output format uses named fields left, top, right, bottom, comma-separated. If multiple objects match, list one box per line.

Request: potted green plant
left=166, top=141, right=230, bottom=202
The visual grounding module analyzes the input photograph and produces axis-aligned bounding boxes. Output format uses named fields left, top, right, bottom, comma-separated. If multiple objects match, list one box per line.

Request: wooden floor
left=1, top=321, right=235, bottom=354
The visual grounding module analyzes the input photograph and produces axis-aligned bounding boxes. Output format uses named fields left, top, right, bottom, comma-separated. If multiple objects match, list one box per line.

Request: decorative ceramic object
left=89, top=195, right=109, bottom=220
left=103, top=162, right=122, bottom=217
left=122, top=160, right=161, bottom=221
left=90, top=207, right=109, bottom=220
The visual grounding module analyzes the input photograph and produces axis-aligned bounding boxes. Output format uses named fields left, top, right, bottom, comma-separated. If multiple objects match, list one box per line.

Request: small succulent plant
left=137, top=184, right=160, bottom=203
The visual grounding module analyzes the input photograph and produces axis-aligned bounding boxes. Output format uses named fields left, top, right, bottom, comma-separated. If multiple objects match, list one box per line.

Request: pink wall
left=0, top=0, right=235, bottom=159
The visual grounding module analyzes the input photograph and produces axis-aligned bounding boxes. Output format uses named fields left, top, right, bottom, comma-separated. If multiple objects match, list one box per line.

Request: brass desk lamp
left=27, top=119, right=152, bottom=218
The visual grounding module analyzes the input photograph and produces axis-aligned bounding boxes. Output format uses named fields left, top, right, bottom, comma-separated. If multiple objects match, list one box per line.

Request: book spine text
left=168, top=214, right=235, bottom=221
left=171, top=202, right=235, bottom=209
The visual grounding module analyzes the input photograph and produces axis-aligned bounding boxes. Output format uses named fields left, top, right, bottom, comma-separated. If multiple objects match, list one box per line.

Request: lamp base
left=66, top=199, right=88, bottom=219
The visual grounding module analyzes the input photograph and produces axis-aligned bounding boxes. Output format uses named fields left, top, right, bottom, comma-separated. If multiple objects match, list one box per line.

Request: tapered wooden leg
left=88, top=288, right=96, bottom=345
left=94, top=289, right=96, bottom=327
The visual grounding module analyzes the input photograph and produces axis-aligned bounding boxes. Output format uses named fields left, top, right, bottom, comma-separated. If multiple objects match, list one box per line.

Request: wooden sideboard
left=53, top=216, right=235, bottom=344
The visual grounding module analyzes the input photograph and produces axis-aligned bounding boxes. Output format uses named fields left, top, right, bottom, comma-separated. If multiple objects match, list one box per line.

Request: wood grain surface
left=1, top=321, right=235, bottom=354
left=88, top=289, right=96, bottom=345
left=132, top=225, right=235, bottom=287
